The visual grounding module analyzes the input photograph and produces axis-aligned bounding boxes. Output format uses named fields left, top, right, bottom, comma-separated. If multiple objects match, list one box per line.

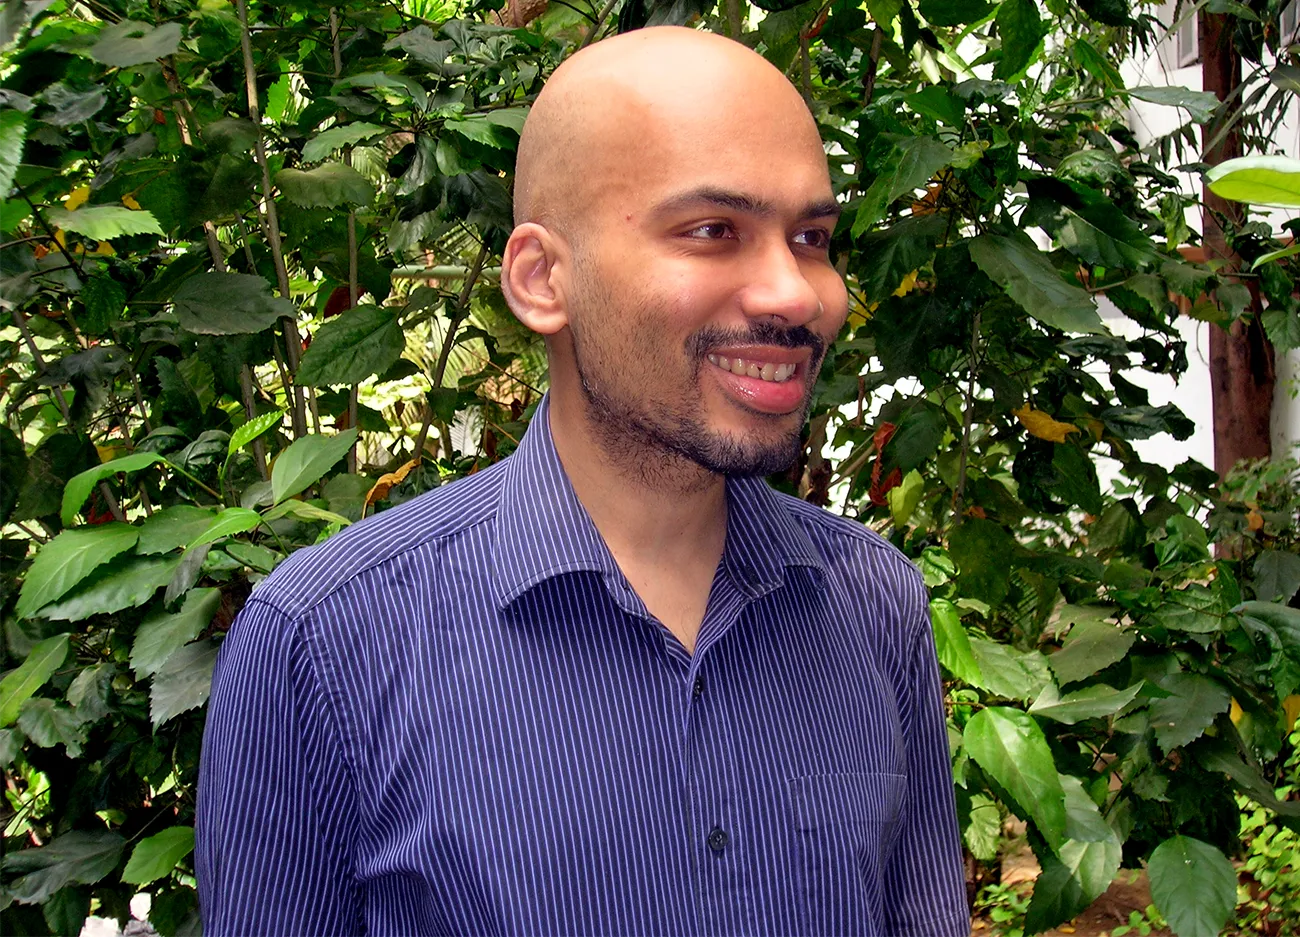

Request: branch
left=952, top=308, right=982, bottom=518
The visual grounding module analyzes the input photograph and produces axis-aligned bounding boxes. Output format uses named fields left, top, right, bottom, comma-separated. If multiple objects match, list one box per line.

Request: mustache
left=686, top=322, right=826, bottom=363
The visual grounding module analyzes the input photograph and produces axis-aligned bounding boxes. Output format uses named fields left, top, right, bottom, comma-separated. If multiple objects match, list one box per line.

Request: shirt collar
left=493, top=394, right=828, bottom=610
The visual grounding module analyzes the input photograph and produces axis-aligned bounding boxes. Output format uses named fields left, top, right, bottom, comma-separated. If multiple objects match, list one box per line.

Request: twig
left=12, top=308, right=73, bottom=424
left=952, top=308, right=982, bottom=517
left=862, top=26, right=883, bottom=108
left=18, top=186, right=85, bottom=284
left=578, top=0, right=620, bottom=50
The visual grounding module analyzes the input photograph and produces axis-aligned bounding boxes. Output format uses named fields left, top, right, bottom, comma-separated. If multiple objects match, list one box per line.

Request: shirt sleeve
left=197, top=598, right=361, bottom=936
left=883, top=609, right=971, bottom=937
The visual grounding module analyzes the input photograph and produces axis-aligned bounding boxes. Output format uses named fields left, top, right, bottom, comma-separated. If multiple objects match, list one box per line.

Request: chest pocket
left=788, top=772, right=905, bottom=937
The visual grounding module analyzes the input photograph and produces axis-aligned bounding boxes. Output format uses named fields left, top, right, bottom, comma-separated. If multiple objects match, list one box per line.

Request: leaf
left=917, top=0, right=993, bottom=26
left=887, top=468, right=925, bottom=528
left=1029, top=681, right=1144, bottom=724
left=61, top=451, right=165, bottom=525
left=261, top=500, right=352, bottom=527
left=949, top=518, right=1016, bottom=604
left=187, top=507, right=263, bottom=549
left=1049, top=617, right=1134, bottom=686
left=929, top=598, right=984, bottom=686
left=87, top=20, right=182, bottom=67
left=1026, top=835, right=1122, bottom=932
left=136, top=505, right=218, bottom=555
left=1100, top=403, right=1195, bottom=442
left=1150, top=673, right=1230, bottom=753
left=1130, top=85, right=1220, bottom=124
left=271, top=428, right=360, bottom=505
left=298, top=305, right=405, bottom=387
left=1206, top=154, right=1300, bottom=208
left=0, top=830, right=126, bottom=904
left=39, top=554, right=179, bottom=621
left=994, top=0, right=1048, bottom=79
left=852, top=136, right=953, bottom=237
left=173, top=272, right=296, bottom=335
left=275, top=163, right=374, bottom=209
left=42, top=83, right=107, bottom=127
left=46, top=205, right=163, bottom=240
left=150, top=640, right=218, bottom=727
left=1024, top=177, right=1157, bottom=269
left=301, top=122, right=387, bottom=163
left=17, top=698, right=87, bottom=756
left=67, top=663, right=114, bottom=724
left=121, top=827, right=194, bottom=886
left=445, top=115, right=508, bottom=148
left=1235, top=601, right=1300, bottom=658
left=227, top=410, right=284, bottom=460
left=15, top=524, right=139, bottom=619
left=0, top=634, right=70, bottom=728
left=854, top=213, right=947, bottom=303
left=80, top=275, right=126, bottom=333
left=964, top=707, right=1067, bottom=851
left=0, top=108, right=26, bottom=197
left=969, top=233, right=1103, bottom=333
left=969, top=637, right=1054, bottom=701
left=131, top=588, right=221, bottom=678
left=1147, top=836, right=1236, bottom=937
left=1156, top=513, right=1210, bottom=567
left=1252, top=242, right=1300, bottom=270
left=1012, top=404, right=1078, bottom=443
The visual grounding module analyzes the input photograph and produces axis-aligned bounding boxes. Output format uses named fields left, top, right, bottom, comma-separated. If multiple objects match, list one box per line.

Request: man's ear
left=501, top=222, right=570, bottom=336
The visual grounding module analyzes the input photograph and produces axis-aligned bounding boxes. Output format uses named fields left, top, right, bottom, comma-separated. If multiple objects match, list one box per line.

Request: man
left=197, top=25, right=968, bottom=937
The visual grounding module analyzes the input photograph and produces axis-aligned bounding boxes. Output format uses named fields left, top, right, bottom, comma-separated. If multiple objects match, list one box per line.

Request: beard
left=565, top=258, right=827, bottom=479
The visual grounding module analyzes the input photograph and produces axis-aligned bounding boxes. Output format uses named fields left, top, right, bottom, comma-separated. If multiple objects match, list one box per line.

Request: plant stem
left=953, top=308, right=982, bottom=518
left=579, top=0, right=620, bottom=49
left=333, top=7, right=361, bottom=474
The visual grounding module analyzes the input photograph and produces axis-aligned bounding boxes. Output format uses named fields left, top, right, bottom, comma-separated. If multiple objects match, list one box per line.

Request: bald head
left=512, top=27, right=823, bottom=233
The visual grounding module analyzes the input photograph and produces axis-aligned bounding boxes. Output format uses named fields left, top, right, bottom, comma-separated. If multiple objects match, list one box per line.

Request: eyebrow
left=651, top=186, right=842, bottom=222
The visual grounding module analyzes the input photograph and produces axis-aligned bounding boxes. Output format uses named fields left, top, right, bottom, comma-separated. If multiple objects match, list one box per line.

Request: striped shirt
left=196, top=395, right=969, bottom=937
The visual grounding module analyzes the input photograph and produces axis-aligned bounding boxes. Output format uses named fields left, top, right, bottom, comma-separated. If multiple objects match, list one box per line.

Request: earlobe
left=501, top=223, right=570, bottom=336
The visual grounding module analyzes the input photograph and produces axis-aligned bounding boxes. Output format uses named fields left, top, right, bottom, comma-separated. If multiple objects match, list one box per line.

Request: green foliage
left=1, top=0, right=1297, bottom=932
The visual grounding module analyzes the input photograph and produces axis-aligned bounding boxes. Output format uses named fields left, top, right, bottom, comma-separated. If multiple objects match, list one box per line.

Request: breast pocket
left=788, top=772, right=905, bottom=937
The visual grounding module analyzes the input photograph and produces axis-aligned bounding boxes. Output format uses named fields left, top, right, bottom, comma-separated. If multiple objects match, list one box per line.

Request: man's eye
left=793, top=228, right=831, bottom=249
left=684, top=222, right=734, bottom=240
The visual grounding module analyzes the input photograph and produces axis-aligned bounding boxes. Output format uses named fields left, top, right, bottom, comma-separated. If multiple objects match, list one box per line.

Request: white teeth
left=706, top=354, right=797, bottom=384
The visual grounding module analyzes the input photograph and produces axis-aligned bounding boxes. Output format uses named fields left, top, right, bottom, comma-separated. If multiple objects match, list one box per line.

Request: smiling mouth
left=705, top=354, right=798, bottom=383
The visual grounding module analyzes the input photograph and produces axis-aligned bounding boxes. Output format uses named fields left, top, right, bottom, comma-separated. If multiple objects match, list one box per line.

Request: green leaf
left=87, top=20, right=182, bottom=67
left=964, top=706, right=1067, bottom=851
left=121, top=827, right=194, bottom=886
left=262, top=500, right=352, bottom=527
left=0, top=634, right=70, bottom=727
left=1252, top=242, right=1300, bottom=270
left=17, top=698, right=87, bottom=756
left=1147, top=836, right=1236, bottom=937
left=15, top=524, right=139, bottom=619
left=904, top=85, right=966, bottom=125
left=271, top=428, right=361, bottom=504
left=61, top=452, right=165, bottom=525
left=43, top=83, right=107, bottom=127
left=1072, top=38, right=1125, bottom=91
left=80, top=275, right=126, bottom=333
left=187, top=507, right=263, bottom=549
left=67, top=663, right=114, bottom=724
left=131, top=588, right=221, bottom=678
left=1148, top=584, right=1225, bottom=634
left=1130, top=85, right=1220, bottom=124
left=969, top=233, right=1103, bottom=333
left=150, top=640, right=218, bottom=727
left=1029, top=681, right=1144, bottom=724
left=994, top=0, right=1048, bottom=79
left=0, top=109, right=27, bottom=197
left=1049, top=616, right=1134, bottom=686
left=852, top=136, right=952, bottom=237
left=887, top=468, right=925, bottom=527
left=854, top=213, right=946, bottom=304
left=1206, top=155, right=1300, bottom=208
left=445, top=115, right=507, bottom=148
left=172, top=272, right=296, bottom=335
left=0, top=830, right=125, bottom=904
left=298, top=305, right=405, bottom=387
left=301, top=122, right=387, bottom=163
left=39, top=554, right=179, bottom=621
left=1262, top=307, right=1300, bottom=352
left=1150, top=673, right=1230, bottom=753
left=918, top=0, right=993, bottom=25
left=46, top=205, right=163, bottom=240
left=137, top=505, right=218, bottom=555
left=969, top=637, right=1053, bottom=700
left=1235, top=601, right=1300, bottom=658
left=275, top=163, right=374, bottom=209
left=1024, top=177, right=1157, bottom=270
left=1156, top=513, right=1210, bottom=567
left=963, top=792, right=1002, bottom=860
left=227, top=410, right=284, bottom=460
left=949, top=517, right=1016, bottom=604
left=929, top=598, right=984, bottom=686
left=1026, top=834, right=1122, bottom=932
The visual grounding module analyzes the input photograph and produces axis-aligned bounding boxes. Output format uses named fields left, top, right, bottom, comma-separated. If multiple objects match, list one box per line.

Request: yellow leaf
left=1230, top=698, right=1243, bottom=724
left=64, top=185, right=90, bottom=211
left=892, top=269, right=919, bottom=297
left=54, top=228, right=68, bottom=247
left=1012, top=404, right=1079, bottom=444
left=1284, top=694, right=1300, bottom=733
left=121, top=194, right=141, bottom=210
left=90, top=240, right=115, bottom=256
left=364, top=458, right=421, bottom=517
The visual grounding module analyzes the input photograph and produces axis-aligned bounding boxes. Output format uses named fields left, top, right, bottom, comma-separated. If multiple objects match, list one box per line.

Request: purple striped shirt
left=196, top=395, right=969, bottom=936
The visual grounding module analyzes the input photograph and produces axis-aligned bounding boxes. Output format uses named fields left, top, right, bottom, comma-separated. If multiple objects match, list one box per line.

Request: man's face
left=559, top=101, right=849, bottom=478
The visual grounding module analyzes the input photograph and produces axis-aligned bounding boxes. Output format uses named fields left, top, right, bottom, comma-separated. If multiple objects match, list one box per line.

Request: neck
left=545, top=385, right=729, bottom=572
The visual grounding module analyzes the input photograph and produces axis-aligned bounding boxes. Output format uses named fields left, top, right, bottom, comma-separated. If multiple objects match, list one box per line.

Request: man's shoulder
left=252, top=457, right=511, bottom=618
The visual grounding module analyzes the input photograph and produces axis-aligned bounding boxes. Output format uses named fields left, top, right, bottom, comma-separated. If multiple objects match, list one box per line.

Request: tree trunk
left=1200, top=11, right=1275, bottom=478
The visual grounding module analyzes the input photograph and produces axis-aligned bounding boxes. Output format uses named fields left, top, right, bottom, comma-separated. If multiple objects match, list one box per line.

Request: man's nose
left=738, top=240, right=824, bottom=327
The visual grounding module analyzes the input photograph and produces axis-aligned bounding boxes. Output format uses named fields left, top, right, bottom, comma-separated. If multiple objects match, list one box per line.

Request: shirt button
left=707, top=826, right=728, bottom=854
left=692, top=676, right=705, bottom=699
